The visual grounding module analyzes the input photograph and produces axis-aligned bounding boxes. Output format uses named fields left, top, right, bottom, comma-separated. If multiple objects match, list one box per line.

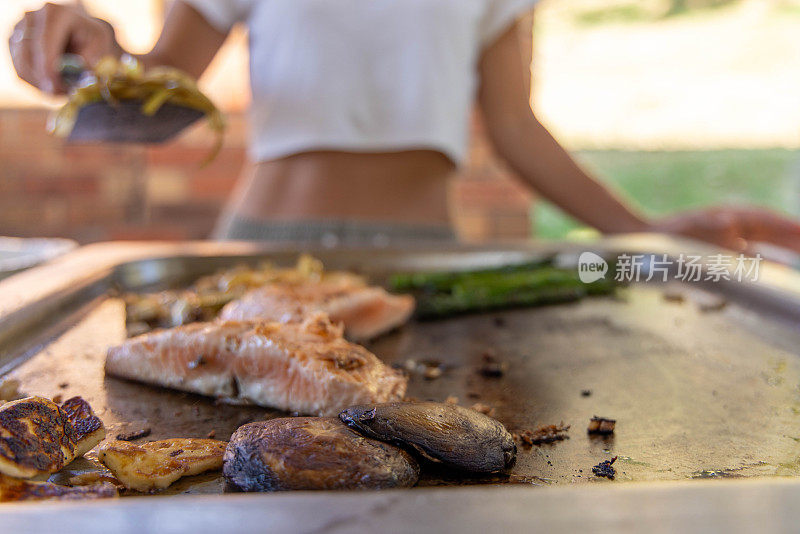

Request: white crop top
left=182, top=0, right=538, bottom=164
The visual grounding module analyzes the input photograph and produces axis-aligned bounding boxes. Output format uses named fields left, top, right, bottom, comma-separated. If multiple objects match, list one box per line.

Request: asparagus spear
left=389, top=258, right=555, bottom=292
left=392, top=263, right=614, bottom=319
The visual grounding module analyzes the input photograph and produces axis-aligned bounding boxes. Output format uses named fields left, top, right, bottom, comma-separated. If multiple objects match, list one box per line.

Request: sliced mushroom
left=223, top=417, right=419, bottom=491
left=339, top=401, right=516, bottom=473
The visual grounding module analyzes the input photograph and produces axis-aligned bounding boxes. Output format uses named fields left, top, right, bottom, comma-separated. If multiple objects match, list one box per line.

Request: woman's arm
left=9, top=1, right=227, bottom=94
left=139, top=1, right=227, bottom=77
left=477, top=21, right=649, bottom=234
left=478, top=20, right=800, bottom=252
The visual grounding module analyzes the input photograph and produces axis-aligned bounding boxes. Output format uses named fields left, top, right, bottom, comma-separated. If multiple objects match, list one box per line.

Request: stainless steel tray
left=2, top=236, right=800, bottom=533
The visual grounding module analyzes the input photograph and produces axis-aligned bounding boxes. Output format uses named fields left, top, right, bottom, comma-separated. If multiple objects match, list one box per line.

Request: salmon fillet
left=105, top=314, right=407, bottom=416
left=219, top=279, right=415, bottom=341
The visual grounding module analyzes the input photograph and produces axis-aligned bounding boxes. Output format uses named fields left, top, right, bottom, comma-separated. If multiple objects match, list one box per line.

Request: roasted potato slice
left=0, top=396, right=105, bottom=479
left=59, top=397, right=106, bottom=457
left=0, top=473, right=116, bottom=502
left=98, top=438, right=226, bottom=492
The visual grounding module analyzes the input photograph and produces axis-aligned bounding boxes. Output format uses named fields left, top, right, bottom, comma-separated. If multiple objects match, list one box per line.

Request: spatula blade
left=67, top=100, right=204, bottom=144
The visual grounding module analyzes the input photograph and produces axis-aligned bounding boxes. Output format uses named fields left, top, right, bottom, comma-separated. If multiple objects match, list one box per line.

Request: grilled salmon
left=0, top=396, right=105, bottom=479
left=218, top=279, right=415, bottom=341
left=98, top=438, right=226, bottom=492
left=105, top=313, right=407, bottom=416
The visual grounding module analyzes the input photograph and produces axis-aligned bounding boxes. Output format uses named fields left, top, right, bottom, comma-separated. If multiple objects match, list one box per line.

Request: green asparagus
left=391, top=261, right=615, bottom=319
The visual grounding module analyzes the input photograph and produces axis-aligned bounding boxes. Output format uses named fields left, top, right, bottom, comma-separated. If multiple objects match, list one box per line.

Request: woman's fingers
left=7, top=3, right=117, bottom=95
left=28, top=9, right=55, bottom=93
left=742, top=210, right=800, bottom=253
left=658, top=207, right=800, bottom=255
left=37, top=3, right=74, bottom=93
left=8, top=18, right=36, bottom=88
left=9, top=6, right=66, bottom=93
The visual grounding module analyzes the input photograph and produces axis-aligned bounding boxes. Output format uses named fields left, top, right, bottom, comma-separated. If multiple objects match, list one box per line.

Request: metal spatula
left=59, top=54, right=204, bottom=144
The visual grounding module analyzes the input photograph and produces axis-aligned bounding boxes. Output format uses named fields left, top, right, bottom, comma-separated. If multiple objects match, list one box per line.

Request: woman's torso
left=187, top=0, right=537, bottom=233
left=227, top=150, right=455, bottom=226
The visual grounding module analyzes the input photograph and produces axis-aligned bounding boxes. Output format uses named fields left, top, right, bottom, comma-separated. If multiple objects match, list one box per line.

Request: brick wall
left=0, top=107, right=533, bottom=243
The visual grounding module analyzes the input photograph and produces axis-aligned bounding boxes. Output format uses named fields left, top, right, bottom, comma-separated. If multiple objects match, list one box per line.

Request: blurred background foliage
left=531, top=0, right=800, bottom=238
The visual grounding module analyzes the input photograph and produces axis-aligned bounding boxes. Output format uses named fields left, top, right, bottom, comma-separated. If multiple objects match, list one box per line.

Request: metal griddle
left=2, top=237, right=800, bottom=532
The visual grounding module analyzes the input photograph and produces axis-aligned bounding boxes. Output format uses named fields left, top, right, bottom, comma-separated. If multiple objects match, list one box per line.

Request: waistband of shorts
left=218, top=216, right=457, bottom=247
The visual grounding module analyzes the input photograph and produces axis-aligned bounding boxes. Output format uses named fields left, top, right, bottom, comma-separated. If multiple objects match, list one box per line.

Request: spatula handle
left=58, top=53, right=87, bottom=89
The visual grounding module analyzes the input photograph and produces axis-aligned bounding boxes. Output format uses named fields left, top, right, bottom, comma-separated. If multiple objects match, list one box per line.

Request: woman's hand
left=652, top=207, right=800, bottom=253
left=8, top=2, right=121, bottom=95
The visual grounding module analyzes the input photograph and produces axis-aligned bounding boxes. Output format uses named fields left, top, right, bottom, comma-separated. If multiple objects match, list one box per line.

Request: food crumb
left=0, top=378, right=22, bottom=402
left=206, top=429, right=216, bottom=439
left=423, top=365, right=443, bottom=380
left=662, top=289, right=685, bottom=303
left=479, top=350, right=508, bottom=378
left=400, top=359, right=445, bottom=380
left=470, top=402, right=496, bottom=417
left=58, top=382, right=69, bottom=389
left=444, top=396, right=459, bottom=405
left=52, top=394, right=63, bottom=404
left=592, top=456, right=617, bottom=479
left=698, top=297, right=728, bottom=313
left=581, top=390, right=592, bottom=397
left=116, top=427, right=152, bottom=442
left=513, top=422, right=570, bottom=448
left=587, top=416, right=616, bottom=435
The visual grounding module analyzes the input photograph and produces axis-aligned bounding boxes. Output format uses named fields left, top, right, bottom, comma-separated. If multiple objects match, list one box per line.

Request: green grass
left=573, top=4, right=654, bottom=25
left=570, top=0, right=743, bottom=27
left=533, top=149, right=800, bottom=239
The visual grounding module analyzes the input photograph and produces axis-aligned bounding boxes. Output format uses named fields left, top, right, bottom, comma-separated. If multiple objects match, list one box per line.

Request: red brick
left=67, top=199, right=126, bottom=226
left=146, top=145, right=210, bottom=167
left=0, top=101, right=533, bottom=244
left=107, top=225, right=189, bottom=241
left=23, top=172, right=99, bottom=196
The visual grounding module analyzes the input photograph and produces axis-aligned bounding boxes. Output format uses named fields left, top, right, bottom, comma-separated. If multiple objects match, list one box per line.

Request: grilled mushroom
left=223, top=417, right=419, bottom=491
left=339, top=401, right=516, bottom=473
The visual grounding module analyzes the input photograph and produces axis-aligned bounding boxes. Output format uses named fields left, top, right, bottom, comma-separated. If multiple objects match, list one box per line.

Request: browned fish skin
left=105, top=314, right=407, bottom=416
left=224, top=417, right=419, bottom=492
left=340, top=402, right=517, bottom=473
left=219, top=279, right=415, bottom=341
left=0, top=474, right=117, bottom=502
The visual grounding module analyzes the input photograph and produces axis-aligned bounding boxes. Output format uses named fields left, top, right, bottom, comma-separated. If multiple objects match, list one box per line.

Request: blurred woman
left=9, top=1, right=800, bottom=250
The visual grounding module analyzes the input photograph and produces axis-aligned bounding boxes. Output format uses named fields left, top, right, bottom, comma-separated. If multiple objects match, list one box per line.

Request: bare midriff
left=222, top=150, right=456, bottom=227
